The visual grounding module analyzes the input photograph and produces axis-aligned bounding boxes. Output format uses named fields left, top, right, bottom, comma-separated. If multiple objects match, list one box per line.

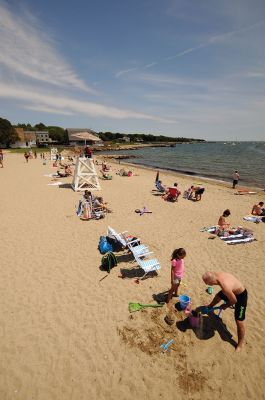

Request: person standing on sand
left=24, top=152, right=29, bottom=163
left=232, top=170, right=240, bottom=189
left=202, top=271, right=248, bottom=352
left=0, top=149, right=3, bottom=168
left=167, top=248, right=186, bottom=303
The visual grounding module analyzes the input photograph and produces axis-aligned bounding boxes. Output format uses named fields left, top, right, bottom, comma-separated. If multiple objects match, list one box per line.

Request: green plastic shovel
left=128, top=302, right=164, bottom=313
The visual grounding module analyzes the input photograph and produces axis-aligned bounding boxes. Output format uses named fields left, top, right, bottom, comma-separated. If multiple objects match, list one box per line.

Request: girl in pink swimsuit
left=167, top=248, right=186, bottom=303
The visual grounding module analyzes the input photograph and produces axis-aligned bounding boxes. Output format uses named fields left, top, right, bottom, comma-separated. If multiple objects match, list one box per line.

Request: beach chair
left=107, top=226, right=149, bottom=257
left=107, top=226, right=139, bottom=248
left=127, top=241, right=149, bottom=258
left=134, top=252, right=161, bottom=279
left=166, top=187, right=181, bottom=202
left=155, top=181, right=166, bottom=193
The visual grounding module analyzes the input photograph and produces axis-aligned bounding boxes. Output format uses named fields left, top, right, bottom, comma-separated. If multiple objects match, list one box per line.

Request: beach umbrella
left=71, top=131, right=102, bottom=146
left=155, top=171, right=159, bottom=183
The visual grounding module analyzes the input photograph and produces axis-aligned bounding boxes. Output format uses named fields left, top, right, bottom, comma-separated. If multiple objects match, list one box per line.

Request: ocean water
left=101, top=141, right=265, bottom=188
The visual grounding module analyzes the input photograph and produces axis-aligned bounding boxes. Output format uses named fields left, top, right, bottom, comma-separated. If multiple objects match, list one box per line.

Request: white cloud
left=144, top=62, right=158, bottom=69
left=0, top=82, right=177, bottom=123
left=0, top=3, right=97, bottom=93
left=115, top=19, right=265, bottom=77
left=115, top=67, right=138, bottom=78
left=22, top=105, right=74, bottom=116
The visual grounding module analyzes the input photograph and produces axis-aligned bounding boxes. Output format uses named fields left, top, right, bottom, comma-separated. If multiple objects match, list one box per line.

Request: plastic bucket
left=178, top=295, right=190, bottom=310
left=189, top=312, right=200, bottom=328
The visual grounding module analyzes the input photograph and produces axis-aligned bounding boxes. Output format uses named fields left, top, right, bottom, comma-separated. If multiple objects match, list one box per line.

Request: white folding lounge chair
left=134, top=252, right=161, bottom=279
left=107, top=226, right=149, bottom=257
left=107, top=226, right=140, bottom=247
left=127, top=242, right=149, bottom=258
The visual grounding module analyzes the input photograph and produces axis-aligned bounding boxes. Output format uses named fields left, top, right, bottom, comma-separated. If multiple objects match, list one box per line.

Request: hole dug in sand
left=118, top=307, right=209, bottom=395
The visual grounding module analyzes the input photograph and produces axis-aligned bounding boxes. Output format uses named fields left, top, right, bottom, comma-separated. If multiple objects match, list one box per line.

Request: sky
left=1, top=0, right=265, bottom=140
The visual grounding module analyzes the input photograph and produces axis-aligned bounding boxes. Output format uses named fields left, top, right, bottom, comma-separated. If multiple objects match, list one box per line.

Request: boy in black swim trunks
left=202, top=271, right=248, bottom=352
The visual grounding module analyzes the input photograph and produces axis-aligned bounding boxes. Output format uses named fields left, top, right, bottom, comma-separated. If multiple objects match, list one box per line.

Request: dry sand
left=0, top=152, right=265, bottom=400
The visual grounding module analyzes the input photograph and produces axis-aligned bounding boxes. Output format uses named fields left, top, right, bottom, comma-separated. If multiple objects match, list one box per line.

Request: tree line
left=0, top=117, right=205, bottom=147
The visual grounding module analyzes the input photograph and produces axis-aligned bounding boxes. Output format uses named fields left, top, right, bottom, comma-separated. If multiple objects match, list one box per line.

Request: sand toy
left=128, top=302, right=163, bottom=313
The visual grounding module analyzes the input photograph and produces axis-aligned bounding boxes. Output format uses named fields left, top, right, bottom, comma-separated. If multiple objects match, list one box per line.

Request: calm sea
left=101, top=141, right=265, bottom=189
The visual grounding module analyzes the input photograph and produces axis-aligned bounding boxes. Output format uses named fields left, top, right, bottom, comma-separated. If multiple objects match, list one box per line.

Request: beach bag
left=106, top=236, right=124, bottom=252
left=101, top=252, right=117, bottom=273
left=98, top=236, right=113, bottom=254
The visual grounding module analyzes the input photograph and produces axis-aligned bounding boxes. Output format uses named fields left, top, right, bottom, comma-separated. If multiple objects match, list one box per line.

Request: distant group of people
left=156, top=179, right=205, bottom=202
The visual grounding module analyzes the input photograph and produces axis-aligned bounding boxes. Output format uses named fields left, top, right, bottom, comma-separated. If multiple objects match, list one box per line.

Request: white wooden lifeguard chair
left=50, top=147, right=58, bottom=161
left=72, top=157, right=101, bottom=192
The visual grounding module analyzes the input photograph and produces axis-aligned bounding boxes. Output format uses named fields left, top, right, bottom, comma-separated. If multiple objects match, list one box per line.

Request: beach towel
left=200, top=226, right=255, bottom=244
left=200, top=226, right=217, bottom=233
left=76, top=200, right=83, bottom=217
left=44, top=173, right=58, bottom=177
left=235, top=191, right=257, bottom=195
left=47, top=181, right=63, bottom=186
left=243, top=215, right=263, bottom=223
left=219, top=233, right=255, bottom=245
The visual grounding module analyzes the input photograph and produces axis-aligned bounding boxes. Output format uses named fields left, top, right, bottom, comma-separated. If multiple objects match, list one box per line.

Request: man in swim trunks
left=202, top=271, right=248, bottom=352
left=251, top=202, right=265, bottom=216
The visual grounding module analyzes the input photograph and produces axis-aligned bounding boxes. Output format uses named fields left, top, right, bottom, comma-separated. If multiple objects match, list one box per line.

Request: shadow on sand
left=176, top=313, right=237, bottom=348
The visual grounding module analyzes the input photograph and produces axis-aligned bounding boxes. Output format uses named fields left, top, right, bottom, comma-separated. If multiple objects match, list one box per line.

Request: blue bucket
left=179, top=295, right=190, bottom=310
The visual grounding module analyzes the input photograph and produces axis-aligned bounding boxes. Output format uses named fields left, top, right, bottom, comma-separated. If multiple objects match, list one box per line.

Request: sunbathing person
left=156, top=180, right=166, bottom=192
left=183, top=185, right=194, bottom=199
left=57, top=165, right=73, bottom=177
left=162, top=183, right=181, bottom=202
left=217, top=209, right=237, bottom=235
left=94, top=196, right=112, bottom=213
left=116, top=168, right=132, bottom=177
left=83, top=190, right=96, bottom=203
left=192, top=186, right=205, bottom=201
left=102, top=162, right=110, bottom=172
left=251, top=202, right=265, bottom=216
left=100, top=169, right=112, bottom=179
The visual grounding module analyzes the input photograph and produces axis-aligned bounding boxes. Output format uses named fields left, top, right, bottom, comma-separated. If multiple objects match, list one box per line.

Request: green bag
left=101, top=252, right=117, bottom=273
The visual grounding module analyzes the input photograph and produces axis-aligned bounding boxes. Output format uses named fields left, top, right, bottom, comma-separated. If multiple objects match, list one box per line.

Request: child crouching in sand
left=167, top=248, right=186, bottom=303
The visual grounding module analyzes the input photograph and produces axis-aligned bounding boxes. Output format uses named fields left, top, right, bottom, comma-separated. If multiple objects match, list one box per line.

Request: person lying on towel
left=57, top=165, right=73, bottom=177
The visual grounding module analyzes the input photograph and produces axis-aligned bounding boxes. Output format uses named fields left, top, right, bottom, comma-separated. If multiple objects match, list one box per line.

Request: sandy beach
left=1, top=152, right=265, bottom=400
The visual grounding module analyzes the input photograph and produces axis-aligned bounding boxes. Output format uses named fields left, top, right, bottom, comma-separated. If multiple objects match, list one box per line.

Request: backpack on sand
left=98, top=236, right=113, bottom=254
left=101, top=252, right=117, bottom=273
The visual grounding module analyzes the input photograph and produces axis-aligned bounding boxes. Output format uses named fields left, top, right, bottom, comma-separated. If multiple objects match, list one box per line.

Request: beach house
left=66, top=128, right=103, bottom=146
left=35, top=131, right=50, bottom=145
left=12, top=128, right=37, bottom=148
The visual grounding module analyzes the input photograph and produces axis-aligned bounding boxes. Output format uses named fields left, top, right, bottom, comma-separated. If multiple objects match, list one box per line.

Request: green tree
left=47, top=126, right=66, bottom=144
left=34, top=122, right=46, bottom=131
left=0, top=117, right=18, bottom=147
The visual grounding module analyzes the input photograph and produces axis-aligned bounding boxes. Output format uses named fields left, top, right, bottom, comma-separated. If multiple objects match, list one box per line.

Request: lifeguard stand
left=72, top=157, right=100, bottom=192
left=50, top=147, right=58, bottom=161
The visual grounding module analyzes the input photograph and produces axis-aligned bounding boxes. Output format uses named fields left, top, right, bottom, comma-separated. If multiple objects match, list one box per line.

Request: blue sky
left=1, top=0, right=265, bottom=140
